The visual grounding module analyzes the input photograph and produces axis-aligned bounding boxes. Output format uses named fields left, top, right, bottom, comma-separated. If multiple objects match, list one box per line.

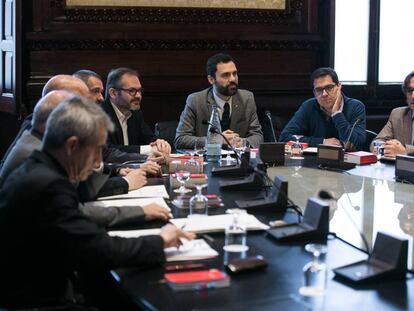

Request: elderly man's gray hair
left=43, top=96, right=114, bottom=150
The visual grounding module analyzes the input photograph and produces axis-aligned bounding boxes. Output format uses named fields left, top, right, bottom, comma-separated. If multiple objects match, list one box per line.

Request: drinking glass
left=189, top=184, right=208, bottom=217
left=222, top=136, right=237, bottom=164
left=174, top=170, right=192, bottom=194
left=195, top=138, right=207, bottom=158
left=223, top=209, right=249, bottom=252
left=372, top=140, right=385, bottom=161
left=234, top=137, right=247, bottom=157
left=299, top=243, right=328, bottom=297
left=291, top=134, right=304, bottom=159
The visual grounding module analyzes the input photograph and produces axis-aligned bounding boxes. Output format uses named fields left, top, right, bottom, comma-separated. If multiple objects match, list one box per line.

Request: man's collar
left=110, top=101, right=131, bottom=121
left=212, top=88, right=233, bottom=109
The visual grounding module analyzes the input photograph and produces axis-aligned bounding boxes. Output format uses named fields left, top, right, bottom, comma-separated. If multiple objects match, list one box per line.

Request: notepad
left=170, top=214, right=269, bottom=233
left=165, top=239, right=218, bottom=262
left=98, top=185, right=169, bottom=200
left=85, top=197, right=170, bottom=211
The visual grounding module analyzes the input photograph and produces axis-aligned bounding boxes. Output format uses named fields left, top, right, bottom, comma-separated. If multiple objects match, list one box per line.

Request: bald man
left=0, top=91, right=73, bottom=180
left=0, top=90, right=170, bottom=228
left=42, top=74, right=91, bottom=98
left=1, top=75, right=92, bottom=170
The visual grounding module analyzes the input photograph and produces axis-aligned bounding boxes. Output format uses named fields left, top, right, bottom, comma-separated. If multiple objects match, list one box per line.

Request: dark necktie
left=220, top=102, right=230, bottom=131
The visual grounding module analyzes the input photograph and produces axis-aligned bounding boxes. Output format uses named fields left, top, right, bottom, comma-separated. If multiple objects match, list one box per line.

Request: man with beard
left=174, top=53, right=263, bottom=149
left=102, top=67, right=171, bottom=156
left=280, top=67, right=366, bottom=150
left=371, top=71, right=414, bottom=156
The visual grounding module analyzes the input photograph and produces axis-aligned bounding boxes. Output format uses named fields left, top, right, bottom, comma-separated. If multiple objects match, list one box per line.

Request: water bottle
left=206, top=104, right=223, bottom=162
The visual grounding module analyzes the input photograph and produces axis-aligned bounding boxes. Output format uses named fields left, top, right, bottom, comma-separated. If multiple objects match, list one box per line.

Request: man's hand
left=384, top=139, right=407, bottom=157
left=331, top=84, right=343, bottom=114
left=150, top=139, right=171, bottom=155
left=323, top=137, right=341, bottom=146
left=222, top=129, right=239, bottom=144
left=140, top=161, right=162, bottom=176
left=118, top=167, right=133, bottom=176
left=143, top=203, right=171, bottom=221
left=148, top=150, right=166, bottom=164
left=123, top=169, right=147, bottom=191
left=160, top=224, right=196, bottom=248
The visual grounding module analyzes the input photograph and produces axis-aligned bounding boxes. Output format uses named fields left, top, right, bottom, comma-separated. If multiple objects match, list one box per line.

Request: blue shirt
left=280, top=95, right=366, bottom=150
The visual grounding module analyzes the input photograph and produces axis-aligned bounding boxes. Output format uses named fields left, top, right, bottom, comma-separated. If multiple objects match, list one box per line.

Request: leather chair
left=363, top=130, right=378, bottom=151
left=154, top=121, right=179, bottom=151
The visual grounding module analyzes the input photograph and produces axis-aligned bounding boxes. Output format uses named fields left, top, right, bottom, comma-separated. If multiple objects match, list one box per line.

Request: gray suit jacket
left=0, top=130, right=145, bottom=228
left=174, top=87, right=263, bottom=149
left=373, top=106, right=414, bottom=154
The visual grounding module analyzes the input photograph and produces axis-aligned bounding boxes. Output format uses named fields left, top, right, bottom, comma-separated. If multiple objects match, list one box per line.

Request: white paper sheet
left=85, top=197, right=170, bottom=211
left=164, top=239, right=218, bottom=262
left=98, top=185, right=169, bottom=200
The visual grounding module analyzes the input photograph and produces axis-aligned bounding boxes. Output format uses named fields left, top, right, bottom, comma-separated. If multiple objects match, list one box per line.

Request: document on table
left=98, top=185, right=169, bottom=200
left=170, top=214, right=269, bottom=233
left=108, top=214, right=269, bottom=238
left=109, top=228, right=161, bottom=238
left=164, top=239, right=218, bottom=262
left=85, top=197, right=170, bottom=211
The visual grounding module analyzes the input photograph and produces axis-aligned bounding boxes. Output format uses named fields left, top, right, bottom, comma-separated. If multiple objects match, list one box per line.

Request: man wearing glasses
left=280, top=67, right=366, bottom=150
left=102, top=67, right=171, bottom=156
left=372, top=71, right=414, bottom=156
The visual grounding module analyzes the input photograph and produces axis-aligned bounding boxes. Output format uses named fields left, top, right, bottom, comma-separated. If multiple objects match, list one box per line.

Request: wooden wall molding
left=63, top=0, right=302, bottom=25
left=28, top=38, right=319, bottom=51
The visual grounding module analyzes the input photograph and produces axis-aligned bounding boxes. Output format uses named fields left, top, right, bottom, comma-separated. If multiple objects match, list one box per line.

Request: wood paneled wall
left=23, top=0, right=331, bottom=127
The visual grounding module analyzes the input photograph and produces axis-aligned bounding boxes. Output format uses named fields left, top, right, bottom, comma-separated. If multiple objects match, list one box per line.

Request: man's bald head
left=42, top=74, right=90, bottom=98
left=32, top=90, right=74, bottom=134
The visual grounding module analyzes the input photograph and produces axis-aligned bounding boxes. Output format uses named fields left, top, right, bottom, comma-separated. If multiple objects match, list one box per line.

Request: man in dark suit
left=372, top=71, right=414, bottom=156
left=0, top=96, right=193, bottom=308
left=174, top=53, right=263, bottom=149
left=102, top=67, right=171, bottom=157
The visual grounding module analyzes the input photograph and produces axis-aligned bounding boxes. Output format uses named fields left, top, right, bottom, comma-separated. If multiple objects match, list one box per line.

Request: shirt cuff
left=140, top=145, right=152, bottom=155
left=331, top=110, right=343, bottom=117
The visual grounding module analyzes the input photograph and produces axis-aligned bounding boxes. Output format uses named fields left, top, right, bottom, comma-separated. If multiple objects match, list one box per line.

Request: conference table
left=116, top=154, right=414, bottom=311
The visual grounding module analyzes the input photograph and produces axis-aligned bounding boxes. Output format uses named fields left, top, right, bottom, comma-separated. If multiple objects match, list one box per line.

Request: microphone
left=343, top=118, right=361, bottom=151
left=265, top=111, right=277, bottom=143
left=318, top=189, right=369, bottom=252
left=202, top=119, right=241, bottom=165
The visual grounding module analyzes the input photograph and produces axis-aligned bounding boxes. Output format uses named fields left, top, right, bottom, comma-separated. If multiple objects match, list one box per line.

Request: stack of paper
left=108, top=213, right=269, bottom=238
left=85, top=197, right=170, bottom=211
left=165, top=239, right=218, bottom=262
left=170, top=214, right=269, bottom=233
left=98, top=185, right=169, bottom=200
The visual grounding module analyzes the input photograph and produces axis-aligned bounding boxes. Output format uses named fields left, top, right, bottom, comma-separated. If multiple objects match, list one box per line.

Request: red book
left=165, top=269, right=230, bottom=291
left=344, top=151, right=377, bottom=165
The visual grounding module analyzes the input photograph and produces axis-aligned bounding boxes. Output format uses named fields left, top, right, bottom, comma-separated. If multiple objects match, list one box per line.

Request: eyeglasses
left=116, top=87, right=144, bottom=96
left=405, top=88, right=414, bottom=95
left=313, top=84, right=337, bottom=96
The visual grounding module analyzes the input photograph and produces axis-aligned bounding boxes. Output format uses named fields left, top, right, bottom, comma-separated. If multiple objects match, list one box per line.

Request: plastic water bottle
left=206, top=104, right=222, bottom=162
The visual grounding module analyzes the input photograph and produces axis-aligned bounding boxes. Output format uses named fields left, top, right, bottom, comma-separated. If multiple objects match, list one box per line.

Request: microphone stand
left=203, top=120, right=251, bottom=177
left=265, top=111, right=277, bottom=143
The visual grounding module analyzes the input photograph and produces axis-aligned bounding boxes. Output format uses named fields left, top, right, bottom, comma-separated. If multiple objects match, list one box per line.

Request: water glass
left=291, top=134, right=304, bottom=159
left=223, top=209, right=249, bottom=252
left=189, top=184, right=208, bottom=217
left=373, top=140, right=385, bottom=161
left=195, top=138, right=207, bottom=158
left=299, top=243, right=328, bottom=297
left=174, top=170, right=191, bottom=194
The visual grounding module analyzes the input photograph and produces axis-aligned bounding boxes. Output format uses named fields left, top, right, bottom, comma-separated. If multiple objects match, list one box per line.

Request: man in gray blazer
left=174, top=53, right=263, bottom=149
left=373, top=71, right=414, bottom=156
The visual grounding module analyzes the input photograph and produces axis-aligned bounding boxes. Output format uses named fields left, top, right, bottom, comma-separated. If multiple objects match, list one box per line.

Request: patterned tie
left=220, top=102, right=230, bottom=131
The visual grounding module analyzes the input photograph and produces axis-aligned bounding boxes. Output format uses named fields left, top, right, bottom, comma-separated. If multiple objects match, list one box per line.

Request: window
left=379, top=0, right=414, bottom=83
left=334, top=0, right=370, bottom=84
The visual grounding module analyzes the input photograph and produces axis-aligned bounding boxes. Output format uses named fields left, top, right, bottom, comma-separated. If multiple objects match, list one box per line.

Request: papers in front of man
left=85, top=197, right=170, bottom=212
left=164, top=239, right=218, bottom=262
left=98, top=185, right=169, bottom=200
left=108, top=213, right=269, bottom=237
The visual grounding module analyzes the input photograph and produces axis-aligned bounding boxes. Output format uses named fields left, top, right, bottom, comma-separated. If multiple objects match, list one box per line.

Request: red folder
left=165, top=269, right=230, bottom=291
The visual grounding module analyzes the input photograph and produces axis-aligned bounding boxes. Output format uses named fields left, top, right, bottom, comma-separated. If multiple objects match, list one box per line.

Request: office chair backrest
left=364, top=130, right=378, bottom=152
